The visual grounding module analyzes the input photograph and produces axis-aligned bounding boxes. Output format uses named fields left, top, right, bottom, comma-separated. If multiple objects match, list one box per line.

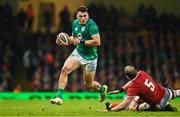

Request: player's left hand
left=73, top=38, right=80, bottom=45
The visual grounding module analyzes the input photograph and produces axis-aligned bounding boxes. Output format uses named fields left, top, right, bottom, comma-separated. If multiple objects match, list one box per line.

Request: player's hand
left=56, top=35, right=63, bottom=46
left=69, top=36, right=74, bottom=44
left=73, top=38, right=80, bottom=45
left=108, top=90, right=120, bottom=94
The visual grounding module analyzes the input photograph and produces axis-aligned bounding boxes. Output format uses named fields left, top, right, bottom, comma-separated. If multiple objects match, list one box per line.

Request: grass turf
left=0, top=99, right=180, bottom=116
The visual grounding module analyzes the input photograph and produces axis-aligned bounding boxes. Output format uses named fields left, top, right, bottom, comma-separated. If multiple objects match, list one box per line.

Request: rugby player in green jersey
left=50, top=6, right=108, bottom=105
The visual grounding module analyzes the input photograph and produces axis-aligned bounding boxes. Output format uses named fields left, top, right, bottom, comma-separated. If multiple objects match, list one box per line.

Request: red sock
left=111, top=103, right=119, bottom=108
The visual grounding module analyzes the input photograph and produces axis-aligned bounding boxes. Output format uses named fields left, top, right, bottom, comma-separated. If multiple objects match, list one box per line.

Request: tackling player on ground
left=99, top=65, right=180, bottom=112
left=50, top=6, right=108, bottom=105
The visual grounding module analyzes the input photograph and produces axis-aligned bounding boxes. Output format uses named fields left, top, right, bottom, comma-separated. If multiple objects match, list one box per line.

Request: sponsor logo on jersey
left=81, top=27, right=85, bottom=32
left=77, top=33, right=82, bottom=39
left=75, top=27, right=78, bottom=31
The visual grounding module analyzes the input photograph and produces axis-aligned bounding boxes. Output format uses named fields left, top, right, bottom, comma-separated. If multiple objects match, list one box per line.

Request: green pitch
left=0, top=99, right=180, bottom=116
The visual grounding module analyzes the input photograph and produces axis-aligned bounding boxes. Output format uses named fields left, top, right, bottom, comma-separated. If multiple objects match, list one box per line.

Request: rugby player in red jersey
left=98, top=65, right=180, bottom=112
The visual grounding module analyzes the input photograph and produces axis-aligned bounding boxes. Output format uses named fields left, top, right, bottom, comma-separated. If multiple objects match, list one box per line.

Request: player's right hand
left=69, top=36, right=75, bottom=44
left=108, top=90, right=120, bottom=94
left=73, top=38, right=81, bottom=45
left=56, top=35, right=63, bottom=46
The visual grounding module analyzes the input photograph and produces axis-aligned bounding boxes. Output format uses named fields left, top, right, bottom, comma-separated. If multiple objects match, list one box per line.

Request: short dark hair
left=77, top=6, right=88, bottom=13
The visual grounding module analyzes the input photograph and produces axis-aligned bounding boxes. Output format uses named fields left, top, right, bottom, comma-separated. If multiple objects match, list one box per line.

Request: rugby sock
left=176, top=89, right=180, bottom=96
left=56, top=88, right=64, bottom=99
left=111, top=103, right=119, bottom=108
left=99, top=86, right=105, bottom=93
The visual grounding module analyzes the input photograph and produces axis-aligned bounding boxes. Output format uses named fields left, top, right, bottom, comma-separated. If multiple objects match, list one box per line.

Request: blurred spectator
left=0, top=64, right=14, bottom=91
left=16, top=8, right=27, bottom=31
left=0, top=4, right=12, bottom=31
left=23, top=49, right=33, bottom=81
left=26, top=4, right=34, bottom=32
left=146, top=4, right=157, bottom=25
left=59, top=5, right=71, bottom=33
left=43, top=6, right=52, bottom=32
left=31, top=66, right=42, bottom=91
left=42, top=66, right=51, bottom=91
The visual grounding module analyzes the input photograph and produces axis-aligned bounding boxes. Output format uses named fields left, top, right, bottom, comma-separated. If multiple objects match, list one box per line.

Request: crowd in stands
left=0, top=3, right=180, bottom=92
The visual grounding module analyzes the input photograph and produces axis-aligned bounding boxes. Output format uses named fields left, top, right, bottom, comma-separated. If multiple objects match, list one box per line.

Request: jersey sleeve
left=89, top=23, right=99, bottom=36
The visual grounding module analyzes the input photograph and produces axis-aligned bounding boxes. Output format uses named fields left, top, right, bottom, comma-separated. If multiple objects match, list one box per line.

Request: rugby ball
left=58, top=32, right=70, bottom=46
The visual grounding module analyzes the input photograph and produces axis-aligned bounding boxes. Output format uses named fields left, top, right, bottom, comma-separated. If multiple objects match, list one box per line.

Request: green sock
left=56, top=88, right=64, bottom=99
left=99, top=86, right=105, bottom=93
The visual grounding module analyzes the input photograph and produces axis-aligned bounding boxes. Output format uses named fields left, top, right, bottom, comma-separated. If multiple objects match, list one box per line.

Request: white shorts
left=157, top=88, right=173, bottom=109
left=69, top=49, right=97, bottom=72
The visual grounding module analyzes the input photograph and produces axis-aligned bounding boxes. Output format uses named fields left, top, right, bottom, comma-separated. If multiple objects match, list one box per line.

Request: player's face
left=77, top=11, right=89, bottom=24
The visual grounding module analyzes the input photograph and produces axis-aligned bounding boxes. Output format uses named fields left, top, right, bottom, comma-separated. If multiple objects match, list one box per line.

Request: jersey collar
left=131, top=71, right=140, bottom=82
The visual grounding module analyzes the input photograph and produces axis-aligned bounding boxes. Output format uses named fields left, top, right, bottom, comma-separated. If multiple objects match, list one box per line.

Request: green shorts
left=70, top=49, right=97, bottom=72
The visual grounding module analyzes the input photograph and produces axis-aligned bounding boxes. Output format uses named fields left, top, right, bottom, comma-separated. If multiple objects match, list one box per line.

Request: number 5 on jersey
left=144, top=79, right=155, bottom=92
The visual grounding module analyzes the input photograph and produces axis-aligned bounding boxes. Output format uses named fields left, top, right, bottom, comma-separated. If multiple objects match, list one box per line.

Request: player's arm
left=128, top=96, right=140, bottom=111
left=110, top=96, right=134, bottom=112
left=83, top=22, right=100, bottom=46
left=83, top=34, right=100, bottom=46
left=69, top=35, right=75, bottom=45
left=122, top=81, right=132, bottom=91
left=108, top=81, right=132, bottom=94
left=73, top=34, right=100, bottom=46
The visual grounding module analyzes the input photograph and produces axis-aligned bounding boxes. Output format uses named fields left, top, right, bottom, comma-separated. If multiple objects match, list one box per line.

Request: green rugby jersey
left=72, top=18, right=99, bottom=60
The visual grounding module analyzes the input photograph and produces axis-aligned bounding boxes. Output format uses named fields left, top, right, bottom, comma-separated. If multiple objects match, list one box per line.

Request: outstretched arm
left=122, top=81, right=132, bottom=91
left=110, top=96, right=134, bottom=112
left=96, top=96, right=134, bottom=112
left=108, top=81, right=132, bottom=94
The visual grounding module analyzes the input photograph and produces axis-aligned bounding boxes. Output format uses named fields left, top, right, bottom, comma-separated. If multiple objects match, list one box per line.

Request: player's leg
left=83, top=70, right=99, bottom=90
left=129, top=101, right=176, bottom=112
left=82, top=63, right=107, bottom=102
left=163, top=103, right=177, bottom=111
left=128, top=96, right=159, bottom=111
left=160, top=88, right=180, bottom=111
left=129, top=102, right=149, bottom=111
left=165, top=88, right=180, bottom=100
left=156, top=88, right=177, bottom=111
left=50, top=56, right=80, bottom=105
left=173, top=89, right=180, bottom=98
left=57, top=57, right=80, bottom=97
